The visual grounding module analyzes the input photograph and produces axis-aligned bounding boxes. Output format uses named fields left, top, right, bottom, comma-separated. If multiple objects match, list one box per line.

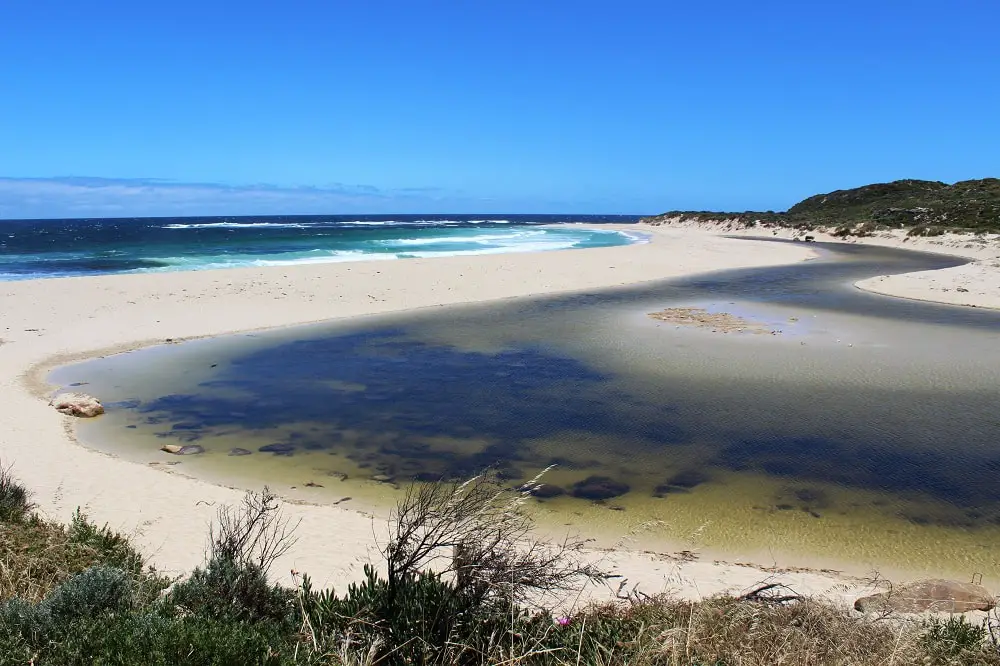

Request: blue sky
left=1, top=1, right=998, bottom=218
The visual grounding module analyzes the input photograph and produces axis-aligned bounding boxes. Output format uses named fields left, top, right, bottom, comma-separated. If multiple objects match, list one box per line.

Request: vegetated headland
left=643, top=178, right=1000, bottom=237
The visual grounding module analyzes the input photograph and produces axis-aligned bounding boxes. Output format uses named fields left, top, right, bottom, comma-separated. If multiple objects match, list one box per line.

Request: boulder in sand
left=50, top=393, right=105, bottom=418
left=160, top=444, right=205, bottom=455
left=854, top=579, right=995, bottom=614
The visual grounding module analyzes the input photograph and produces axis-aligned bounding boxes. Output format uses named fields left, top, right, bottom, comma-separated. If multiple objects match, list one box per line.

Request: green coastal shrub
left=922, top=615, right=989, bottom=661
left=0, top=566, right=136, bottom=660
left=168, top=555, right=295, bottom=627
left=300, top=563, right=528, bottom=664
left=0, top=610, right=288, bottom=666
left=40, top=613, right=287, bottom=666
left=0, top=464, right=34, bottom=523
left=67, top=510, right=145, bottom=575
left=908, top=223, right=947, bottom=237
left=6, top=467, right=1000, bottom=665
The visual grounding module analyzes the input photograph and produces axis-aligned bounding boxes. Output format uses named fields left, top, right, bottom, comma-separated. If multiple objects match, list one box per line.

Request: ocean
left=0, top=214, right=644, bottom=280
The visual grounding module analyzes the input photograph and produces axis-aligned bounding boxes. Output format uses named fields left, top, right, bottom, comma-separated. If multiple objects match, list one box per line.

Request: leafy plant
left=169, top=555, right=294, bottom=626
left=67, top=509, right=145, bottom=575
left=923, top=615, right=988, bottom=660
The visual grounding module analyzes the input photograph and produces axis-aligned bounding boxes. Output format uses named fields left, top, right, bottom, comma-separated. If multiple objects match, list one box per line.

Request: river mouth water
left=51, top=241, right=1000, bottom=580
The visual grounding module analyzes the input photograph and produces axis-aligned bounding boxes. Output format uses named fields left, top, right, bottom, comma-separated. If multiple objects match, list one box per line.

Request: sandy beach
left=4, top=222, right=981, bottom=609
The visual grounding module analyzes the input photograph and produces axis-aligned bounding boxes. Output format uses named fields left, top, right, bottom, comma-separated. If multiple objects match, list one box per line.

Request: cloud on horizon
left=0, top=176, right=474, bottom=219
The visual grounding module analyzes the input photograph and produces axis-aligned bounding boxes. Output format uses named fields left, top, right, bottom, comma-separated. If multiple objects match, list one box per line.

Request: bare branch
left=381, top=469, right=611, bottom=610
left=209, top=487, right=299, bottom=574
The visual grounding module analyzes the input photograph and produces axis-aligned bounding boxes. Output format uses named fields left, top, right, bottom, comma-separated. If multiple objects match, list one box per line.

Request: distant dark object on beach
left=804, top=235, right=816, bottom=242
left=571, top=475, right=630, bottom=500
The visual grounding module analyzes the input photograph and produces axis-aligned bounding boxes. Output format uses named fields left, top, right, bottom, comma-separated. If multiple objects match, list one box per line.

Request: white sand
left=0, top=225, right=880, bottom=606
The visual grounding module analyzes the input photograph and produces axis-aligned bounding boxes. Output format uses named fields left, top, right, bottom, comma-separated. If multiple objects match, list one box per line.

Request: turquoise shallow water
left=51, top=241, right=1000, bottom=577
left=0, top=214, right=643, bottom=280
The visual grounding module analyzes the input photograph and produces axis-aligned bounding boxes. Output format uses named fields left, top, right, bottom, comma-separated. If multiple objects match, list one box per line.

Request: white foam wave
left=163, top=222, right=313, bottom=229
left=618, top=231, right=652, bottom=244
left=164, top=219, right=519, bottom=230
left=144, top=250, right=400, bottom=271
left=79, top=227, right=640, bottom=277
left=401, top=239, right=579, bottom=258
left=384, top=231, right=545, bottom=247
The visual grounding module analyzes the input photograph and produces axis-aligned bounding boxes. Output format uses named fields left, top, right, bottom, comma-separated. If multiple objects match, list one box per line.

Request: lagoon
left=51, top=240, right=1000, bottom=579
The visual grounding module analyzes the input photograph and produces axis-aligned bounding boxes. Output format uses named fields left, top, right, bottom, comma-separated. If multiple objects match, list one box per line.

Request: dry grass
left=1, top=516, right=98, bottom=602
left=493, top=594, right=1000, bottom=666
left=0, top=510, right=151, bottom=603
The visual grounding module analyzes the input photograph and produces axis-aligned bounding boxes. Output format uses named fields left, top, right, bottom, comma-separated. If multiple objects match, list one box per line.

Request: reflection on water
left=52, top=241, right=1000, bottom=577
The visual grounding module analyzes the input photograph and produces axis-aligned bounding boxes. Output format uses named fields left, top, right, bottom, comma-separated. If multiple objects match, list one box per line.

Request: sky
left=1, top=1, right=998, bottom=218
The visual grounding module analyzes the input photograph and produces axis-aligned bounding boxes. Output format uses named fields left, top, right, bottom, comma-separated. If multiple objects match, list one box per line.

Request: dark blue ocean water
left=0, top=214, right=644, bottom=280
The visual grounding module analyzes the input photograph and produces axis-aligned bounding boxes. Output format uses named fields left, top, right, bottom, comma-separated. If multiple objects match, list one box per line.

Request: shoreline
left=0, top=223, right=944, bottom=606
left=644, top=217, right=1000, bottom=310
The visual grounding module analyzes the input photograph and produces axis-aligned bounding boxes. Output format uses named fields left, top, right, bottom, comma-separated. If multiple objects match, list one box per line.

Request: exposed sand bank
left=645, top=217, right=1000, bottom=309
left=1, top=225, right=884, bottom=606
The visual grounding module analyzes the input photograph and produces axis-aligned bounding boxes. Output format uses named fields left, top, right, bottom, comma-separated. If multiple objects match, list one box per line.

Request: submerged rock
left=160, top=444, right=205, bottom=455
left=228, top=448, right=253, bottom=456
left=371, top=474, right=395, bottom=483
left=571, top=476, right=630, bottom=501
left=652, top=484, right=690, bottom=498
left=854, top=579, right=995, bottom=614
left=496, top=466, right=525, bottom=481
left=50, top=393, right=105, bottom=418
left=259, top=443, right=296, bottom=455
left=793, top=487, right=830, bottom=507
left=521, top=483, right=565, bottom=499
left=666, top=469, right=710, bottom=489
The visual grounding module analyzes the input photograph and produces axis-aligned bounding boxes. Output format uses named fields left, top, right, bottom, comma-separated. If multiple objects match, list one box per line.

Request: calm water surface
left=52, top=241, right=1000, bottom=578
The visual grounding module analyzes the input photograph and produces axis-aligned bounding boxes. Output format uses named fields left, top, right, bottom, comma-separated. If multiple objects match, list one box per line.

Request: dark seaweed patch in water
left=125, top=325, right=1000, bottom=512
left=142, top=331, right=677, bottom=446
left=718, top=436, right=991, bottom=506
left=6, top=257, right=170, bottom=276
left=136, top=330, right=686, bottom=478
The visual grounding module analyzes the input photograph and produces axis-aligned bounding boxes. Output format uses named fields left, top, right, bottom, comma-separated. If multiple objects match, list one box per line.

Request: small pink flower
left=555, top=616, right=571, bottom=626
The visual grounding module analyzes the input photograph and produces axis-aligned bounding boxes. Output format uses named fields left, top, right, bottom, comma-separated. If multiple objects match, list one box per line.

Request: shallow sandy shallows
left=0, top=226, right=876, bottom=606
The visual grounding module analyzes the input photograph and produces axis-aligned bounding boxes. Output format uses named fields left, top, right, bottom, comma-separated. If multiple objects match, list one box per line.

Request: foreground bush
left=2, top=465, right=1000, bottom=664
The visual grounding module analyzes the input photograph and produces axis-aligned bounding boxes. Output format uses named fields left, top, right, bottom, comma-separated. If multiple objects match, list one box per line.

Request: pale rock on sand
left=0, top=225, right=878, bottom=604
left=49, top=392, right=105, bottom=417
left=854, top=579, right=996, bottom=614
